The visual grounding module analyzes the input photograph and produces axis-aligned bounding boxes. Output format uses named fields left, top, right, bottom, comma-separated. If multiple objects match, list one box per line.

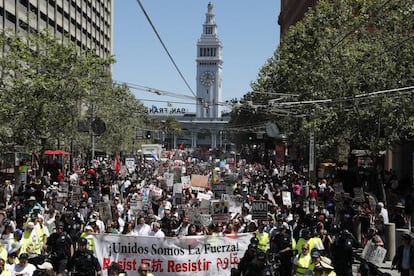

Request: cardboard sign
left=282, top=191, right=292, bottom=207
left=222, top=194, right=243, bottom=214
left=211, top=213, right=230, bottom=225
left=251, top=200, right=268, bottom=220
left=362, top=241, right=387, bottom=266
left=211, top=200, right=229, bottom=215
left=191, top=174, right=209, bottom=189
left=212, top=183, right=226, bottom=198
left=197, top=192, right=212, bottom=201
left=58, top=182, right=69, bottom=198
left=164, top=173, right=174, bottom=187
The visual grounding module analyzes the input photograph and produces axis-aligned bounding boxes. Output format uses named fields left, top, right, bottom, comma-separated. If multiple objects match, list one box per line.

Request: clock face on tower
left=200, top=71, right=215, bottom=87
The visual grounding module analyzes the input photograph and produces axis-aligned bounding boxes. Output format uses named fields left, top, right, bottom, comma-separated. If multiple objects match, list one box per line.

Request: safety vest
left=20, top=231, right=36, bottom=254
left=255, top=232, right=269, bottom=252
left=0, top=246, right=7, bottom=262
left=80, top=232, right=95, bottom=251
left=0, top=269, right=11, bottom=276
left=297, top=238, right=315, bottom=255
left=295, top=254, right=312, bottom=276
left=33, top=225, right=45, bottom=254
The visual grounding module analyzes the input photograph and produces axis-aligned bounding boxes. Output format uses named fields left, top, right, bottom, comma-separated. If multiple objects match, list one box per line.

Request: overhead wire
left=135, top=0, right=197, bottom=98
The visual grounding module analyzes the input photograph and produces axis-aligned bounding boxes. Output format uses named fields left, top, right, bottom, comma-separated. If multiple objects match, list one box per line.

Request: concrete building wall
left=0, top=0, right=113, bottom=60
left=278, top=0, right=319, bottom=37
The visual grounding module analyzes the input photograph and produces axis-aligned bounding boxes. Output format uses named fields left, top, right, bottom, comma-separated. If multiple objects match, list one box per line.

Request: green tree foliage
left=248, top=0, right=414, bottom=162
left=0, top=31, right=147, bottom=156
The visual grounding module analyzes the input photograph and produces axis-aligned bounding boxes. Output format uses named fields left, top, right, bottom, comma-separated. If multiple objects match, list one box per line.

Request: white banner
left=93, top=234, right=250, bottom=276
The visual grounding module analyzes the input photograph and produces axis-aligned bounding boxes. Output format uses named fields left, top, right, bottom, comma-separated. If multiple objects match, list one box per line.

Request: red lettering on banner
left=103, top=257, right=138, bottom=271
left=167, top=259, right=212, bottom=272
left=216, top=253, right=240, bottom=271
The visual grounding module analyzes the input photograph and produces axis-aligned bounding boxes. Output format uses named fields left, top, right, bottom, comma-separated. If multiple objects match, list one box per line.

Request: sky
left=112, top=1, right=281, bottom=113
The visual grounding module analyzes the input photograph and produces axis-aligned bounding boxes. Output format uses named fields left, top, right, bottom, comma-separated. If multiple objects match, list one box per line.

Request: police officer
left=271, top=224, right=293, bottom=276
left=331, top=230, right=354, bottom=276
left=46, top=221, right=74, bottom=276
left=67, top=238, right=101, bottom=275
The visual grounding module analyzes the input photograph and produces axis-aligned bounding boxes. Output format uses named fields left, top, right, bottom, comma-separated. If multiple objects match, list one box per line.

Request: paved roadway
left=352, top=259, right=399, bottom=276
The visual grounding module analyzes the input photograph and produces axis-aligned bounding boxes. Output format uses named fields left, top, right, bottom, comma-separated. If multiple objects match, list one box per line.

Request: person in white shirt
left=377, top=202, right=389, bottom=224
left=149, top=222, right=165, bottom=238
left=158, top=200, right=172, bottom=220
left=134, top=216, right=151, bottom=236
left=90, top=212, right=105, bottom=233
left=113, top=197, right=124, bottom=217
left=11, top=253, right=36, bottom=276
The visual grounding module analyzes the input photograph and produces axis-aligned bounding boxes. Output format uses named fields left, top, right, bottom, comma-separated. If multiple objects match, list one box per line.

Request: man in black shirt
left=46, top=221, right=74, bottom=276
left=67, top=237, right=101, bottom=275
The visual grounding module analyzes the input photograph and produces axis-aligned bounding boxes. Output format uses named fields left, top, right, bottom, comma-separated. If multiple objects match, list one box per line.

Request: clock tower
left=196, top=2, right=223, bottom=119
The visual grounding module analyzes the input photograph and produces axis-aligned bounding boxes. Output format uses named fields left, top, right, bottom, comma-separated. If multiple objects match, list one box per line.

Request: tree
left=248, top=0, right=414, bottom=167
left=0, top=30, right=150, bottom=161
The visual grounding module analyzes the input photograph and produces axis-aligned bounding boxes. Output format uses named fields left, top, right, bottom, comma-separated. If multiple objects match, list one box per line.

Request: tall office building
left=278, top=0, right=318, bottom=37
left=0, top=0, right=113, bottom=59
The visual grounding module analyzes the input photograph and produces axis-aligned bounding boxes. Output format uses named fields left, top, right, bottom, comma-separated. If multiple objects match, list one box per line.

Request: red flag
left=114, top=153, right=121, bottom=173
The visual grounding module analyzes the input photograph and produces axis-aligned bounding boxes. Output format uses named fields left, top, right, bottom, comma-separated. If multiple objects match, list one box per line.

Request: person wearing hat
left=310, top=249, right=335, bottom=275
left=10, top=253, right=36, bottom=275
left=317, top=259, right=337, bottom=276
left=5, top=250, right=17, bottom=273
left=45, top=221, right=74, bottom=276
left=34, top=261, right=54, bottom=276
left=80, top=225, right=95, bottom=251
left=26, top=196, right=43, bottom=215
left=270, top=223, right=293, bottom=276
left=392, top=203, right=408, bottom=228
left=67, top=238, right=101, bottom=276
left=392, top=233, right=414, bottom=276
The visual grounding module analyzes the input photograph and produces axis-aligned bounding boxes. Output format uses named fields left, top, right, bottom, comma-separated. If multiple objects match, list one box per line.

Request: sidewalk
left=352, top=260, right=399, bottom=276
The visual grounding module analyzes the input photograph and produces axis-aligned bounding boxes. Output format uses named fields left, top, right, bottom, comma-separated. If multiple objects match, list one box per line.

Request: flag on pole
left=114, top=153, right=121, bottom=173
left=264, top=184, right=276, bottom=205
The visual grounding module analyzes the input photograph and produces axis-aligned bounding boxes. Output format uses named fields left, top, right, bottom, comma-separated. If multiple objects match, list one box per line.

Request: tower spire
left=196, top=2, right=223, bottom=119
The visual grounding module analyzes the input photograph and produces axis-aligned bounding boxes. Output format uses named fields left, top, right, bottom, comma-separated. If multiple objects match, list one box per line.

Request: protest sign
left=191, top=175, right=209, bottom=190
left=93, top=234, right=250, bottom=276
left=96, top=201, right=112, bottom=224
left=361, top=241, right=387, bottom=266
left=164, top=173, right=174, bottom=187
left=282, top=191, right=292, bottom=207
left=251, top=200, right=268, bottom=220
left=181, top=176, right=191, bottom=190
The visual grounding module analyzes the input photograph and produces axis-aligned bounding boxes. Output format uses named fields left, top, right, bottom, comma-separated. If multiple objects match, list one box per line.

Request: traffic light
left=146, top=130, right=152, bottom=139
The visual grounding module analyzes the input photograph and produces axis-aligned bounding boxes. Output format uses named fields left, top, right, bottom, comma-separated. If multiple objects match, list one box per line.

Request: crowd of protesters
left=0, top=146, right=412, bottom=275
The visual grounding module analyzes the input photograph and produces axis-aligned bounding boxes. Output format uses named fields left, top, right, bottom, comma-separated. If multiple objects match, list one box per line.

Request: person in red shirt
left=56, top=169, right=65, bottom=182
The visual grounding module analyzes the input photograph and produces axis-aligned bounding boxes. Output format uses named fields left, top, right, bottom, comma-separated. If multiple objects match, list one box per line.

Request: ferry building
left=147, top=2, right=230, bottom=149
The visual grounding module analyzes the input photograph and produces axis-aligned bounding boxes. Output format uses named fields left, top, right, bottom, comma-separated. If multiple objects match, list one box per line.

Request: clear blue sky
left=112, top=1, right=281, bottom=113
